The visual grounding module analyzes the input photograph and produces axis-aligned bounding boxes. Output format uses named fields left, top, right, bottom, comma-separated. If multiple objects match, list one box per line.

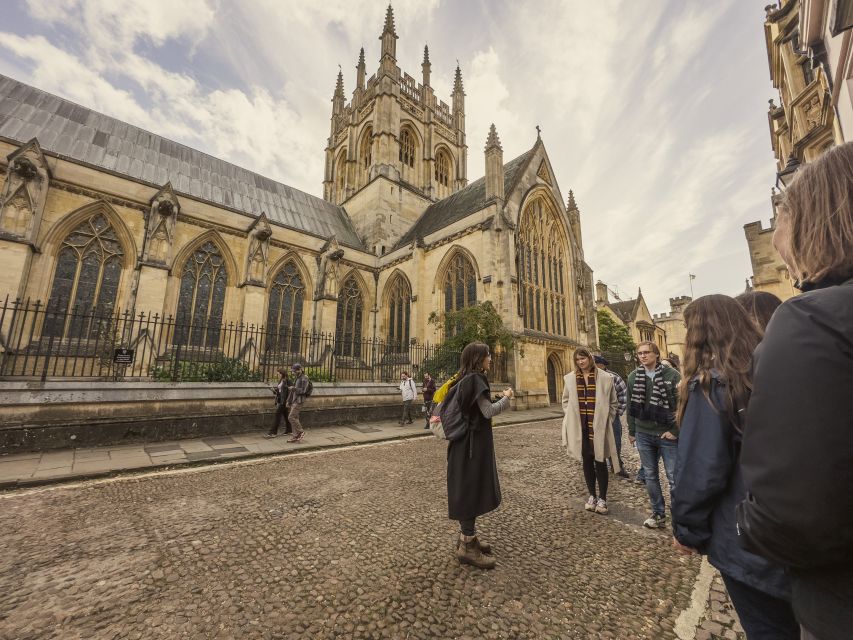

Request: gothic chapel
left=0, top=6, right=596, bottom=407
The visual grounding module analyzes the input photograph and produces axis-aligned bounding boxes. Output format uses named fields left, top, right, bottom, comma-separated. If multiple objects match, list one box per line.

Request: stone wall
left=0, top=382, right=426, bottom=453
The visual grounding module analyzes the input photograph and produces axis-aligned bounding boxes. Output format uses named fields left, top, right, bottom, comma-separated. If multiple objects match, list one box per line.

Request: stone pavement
left=0, top=406, right=565, bottom=488
left=0, top=418, right=744, bottom=639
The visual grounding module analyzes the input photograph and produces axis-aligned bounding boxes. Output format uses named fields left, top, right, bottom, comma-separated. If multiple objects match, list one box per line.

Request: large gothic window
left=266, top=261, right=305, bottom=353
left=516, top=198, right=569, bottom=335
left=443, top=252, right=477, bottom=313
left=385, top=275, right=411, bottom=347
left=435, top=149, right=450, bottom=187
left=174, top=241, right=227, bottom=348
left=399, top=129, right=415, bottom=167
left=335, top=276, right=364, bottom=358
left=44, top=213, right=124, bottom=338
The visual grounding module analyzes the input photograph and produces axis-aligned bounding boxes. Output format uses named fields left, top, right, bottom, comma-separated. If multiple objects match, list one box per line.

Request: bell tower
left=322, top=4, right=468, bottom=253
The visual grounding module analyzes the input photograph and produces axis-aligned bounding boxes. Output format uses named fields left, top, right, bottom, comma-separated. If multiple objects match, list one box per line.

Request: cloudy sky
left=0, top=0, right=777, bottom=313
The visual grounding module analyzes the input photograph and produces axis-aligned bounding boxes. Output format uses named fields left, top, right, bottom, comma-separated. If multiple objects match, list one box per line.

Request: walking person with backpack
left=287, top=363, right=313, bottom=443
left=670, top=295, right=797, bottom=639
left=399, top=371, right=417, bottom=425
left=265, top=368, right=292, bottom=438
left=421, top=372, right=436, bottom=430
left=562, top=348, right=620, bottom=515
left=443, top=342, right=513, bottom=570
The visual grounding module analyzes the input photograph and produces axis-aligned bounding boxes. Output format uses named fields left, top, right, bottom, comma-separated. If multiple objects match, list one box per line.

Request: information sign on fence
left=113, top=348, right=135, bottom=365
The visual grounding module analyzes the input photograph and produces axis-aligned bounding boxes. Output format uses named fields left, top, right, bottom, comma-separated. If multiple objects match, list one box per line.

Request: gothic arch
left=41, top=200, right=137, bottom=269
left=335, top=269, right=370, bottom=358
left=265, top=253, right=311, bottom=353
left=334, top=147, right=348, bottom=203
left=337, top=267, right=371, bottom=305
left=357, top=125, right=373, bottom=188
left=433, top=144, right=454, bottom=195
left=546, top=352, right=565, bottom=404
left=434, top=245, right=480, bottom=293
left=381, top=269, right=412, bottom=347
left=171, top=230, right=238, bottom=285
left=434, top=246, right=479, bottom=315
left=266, top=251, right=312, bottom=293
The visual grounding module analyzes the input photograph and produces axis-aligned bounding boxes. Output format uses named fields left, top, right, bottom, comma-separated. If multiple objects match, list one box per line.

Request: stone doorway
left=546, top=354, right=563, bottom=404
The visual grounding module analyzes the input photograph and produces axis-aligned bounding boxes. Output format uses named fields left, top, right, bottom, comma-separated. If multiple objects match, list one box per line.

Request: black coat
left=446, top=373, right=501, bottom=521
left=737, top=277, right=853, bottom=640
left=672, top=373, right=791, bottom=600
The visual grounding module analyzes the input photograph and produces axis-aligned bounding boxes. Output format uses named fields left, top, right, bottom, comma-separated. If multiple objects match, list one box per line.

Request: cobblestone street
left=1, top=420, right=725, bottom=639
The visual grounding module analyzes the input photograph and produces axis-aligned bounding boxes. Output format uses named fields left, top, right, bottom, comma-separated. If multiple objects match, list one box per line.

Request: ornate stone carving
left=0, top=139, right=50, bottom=242
left=143, top=183, right=179, bottom=266
left=244, top=212, right=272, bottom=286
left=803, top=94, right=822, bottom=131
left=315, top=237, right=345, bottom=299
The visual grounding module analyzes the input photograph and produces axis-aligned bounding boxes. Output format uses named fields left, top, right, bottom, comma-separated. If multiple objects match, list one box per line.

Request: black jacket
left=737, top=277, right=853, bottom=640
left=672, top=373, right=791, bottom=600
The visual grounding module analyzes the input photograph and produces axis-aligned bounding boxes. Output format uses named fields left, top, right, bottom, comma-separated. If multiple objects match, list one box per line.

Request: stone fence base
left=0, top=382, right=436, bottom=453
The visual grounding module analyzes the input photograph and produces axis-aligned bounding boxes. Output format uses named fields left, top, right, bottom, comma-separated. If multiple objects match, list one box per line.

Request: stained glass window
left=174, top=241, right=227, bottom=348
left=44, top=214, right=124, bottom=338
left=516, top=198, right=570, bottom=336
left=336, top=276, right=363, bottom=358
left=386, top=275, right=411, bottom=348
left=266, top=262, right=305, bottom=353
left=443, top=252, right=477, bottom=314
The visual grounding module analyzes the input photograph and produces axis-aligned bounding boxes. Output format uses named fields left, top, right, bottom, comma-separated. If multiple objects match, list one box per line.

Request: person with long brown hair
left=738, top=143, right=853, bottom=640
left=671, top=295, right=797, bottom=639
left=443, top=342, right=513, bottom=569
left=561, top=347, right=620, bottom=514
left=734, top=290, right=782, bottom=332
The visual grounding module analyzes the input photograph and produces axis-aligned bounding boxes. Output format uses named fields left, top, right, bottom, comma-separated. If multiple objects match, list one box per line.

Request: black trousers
left=459, top=518, right=476, bottom=536
left=269, top=404, right=291, bottom=435
left=582, top=453, right=609, bottom=500
left=720, top=573, right=798, bottom=640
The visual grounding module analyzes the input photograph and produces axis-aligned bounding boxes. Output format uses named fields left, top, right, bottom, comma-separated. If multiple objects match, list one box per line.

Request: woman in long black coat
left=445, top=342, right=513, bottom=569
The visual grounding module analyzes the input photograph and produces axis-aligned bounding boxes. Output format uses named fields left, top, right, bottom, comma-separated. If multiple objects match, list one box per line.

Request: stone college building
left=0, top=7, right=596, bottom=408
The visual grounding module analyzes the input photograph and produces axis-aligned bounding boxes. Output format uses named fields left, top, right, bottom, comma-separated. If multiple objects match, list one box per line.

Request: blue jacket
left=672, top=373, right=791, bottom=601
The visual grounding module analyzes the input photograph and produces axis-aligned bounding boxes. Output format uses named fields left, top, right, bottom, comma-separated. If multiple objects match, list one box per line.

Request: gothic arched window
left=516, top=198, right=569, bottom=335
left=443, top=252, right=477, bottom=313
left=435, top=149, right=450, bottom=187
left=174, top=241, right=227, bottom=348
left=267, top=261, right=305, bottom=353
left=399, top=129, right=415, bottom=167
left=386, top=275, right=411, bottom=347
left=335, top=151, right=347, bottom=203
left=44, top=213, right=124, bottom=338
left=336, top=276, right=364, bottom=358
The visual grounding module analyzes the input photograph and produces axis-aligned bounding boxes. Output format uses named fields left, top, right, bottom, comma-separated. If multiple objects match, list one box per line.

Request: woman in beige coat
left=561, top=347, right=620, bottom=514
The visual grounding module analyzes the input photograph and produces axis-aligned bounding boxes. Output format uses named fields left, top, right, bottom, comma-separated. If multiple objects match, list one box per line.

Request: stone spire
left=452, top=63, right=465, bottom=132
left=567, top=189, right=582, bottom=250
left=422, top=44, right=431, bottom=87
left=566, top=189, right=577, bottom=212
left=380, top=4, right=398, bottom=63
left=332, top=68, right=345, bottom=115
left=485, top=124, right=504, bottom=202
left=453, top=63, right=464, bottom=96
left=356, top=47, right=366, bottom=90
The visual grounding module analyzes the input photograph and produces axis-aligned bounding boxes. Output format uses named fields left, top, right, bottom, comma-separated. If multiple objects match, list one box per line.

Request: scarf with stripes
left=628, top=364, right=672, bottom=425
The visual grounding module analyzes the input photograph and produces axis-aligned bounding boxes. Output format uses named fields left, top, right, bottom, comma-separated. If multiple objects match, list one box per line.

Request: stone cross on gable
left=535, top=125, right=541, bottom=140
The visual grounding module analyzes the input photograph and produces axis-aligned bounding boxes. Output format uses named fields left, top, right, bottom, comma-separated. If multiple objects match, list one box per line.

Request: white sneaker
left=595, top=498, right=608, bottom=515
left=584, top=495, right=596, bottom=511
left=643, top=513, right=666, bottom=529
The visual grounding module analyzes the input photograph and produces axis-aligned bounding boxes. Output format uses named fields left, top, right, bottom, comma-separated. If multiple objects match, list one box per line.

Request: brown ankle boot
left=456, top=536, right=492, bottom=555
left=456, top=536, right=496, bottom=569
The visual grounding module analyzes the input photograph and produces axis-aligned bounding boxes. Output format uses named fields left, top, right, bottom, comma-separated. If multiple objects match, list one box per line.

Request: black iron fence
left=0, top=297, right=508, bottom=383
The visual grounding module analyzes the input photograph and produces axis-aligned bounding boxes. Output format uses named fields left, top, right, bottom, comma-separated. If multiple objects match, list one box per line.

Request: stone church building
left=0, top=7, right=596, bottom=408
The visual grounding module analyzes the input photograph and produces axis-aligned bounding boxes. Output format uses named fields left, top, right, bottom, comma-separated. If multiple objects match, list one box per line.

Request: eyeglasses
left=637, top=351, right=653, bottom=356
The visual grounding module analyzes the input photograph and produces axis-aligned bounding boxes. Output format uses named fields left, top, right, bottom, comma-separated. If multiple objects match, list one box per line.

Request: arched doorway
left=546, top=353, right=563, bottom=404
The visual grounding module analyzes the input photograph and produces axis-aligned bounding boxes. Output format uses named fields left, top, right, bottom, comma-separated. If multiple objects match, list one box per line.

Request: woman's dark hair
left=734, top=290, right=782, bottom=332
left=457, top=342, right=490, bottom=378
left=675, top=295, right=762, bottom=429
left=277, top=368, right=288, bottom=377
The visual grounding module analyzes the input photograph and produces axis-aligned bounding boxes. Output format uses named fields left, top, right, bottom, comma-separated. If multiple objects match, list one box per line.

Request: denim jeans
left=720, top=573, right=798, bottom=640
left=635, top=431, right=678, bottom=516
left=612, top=415, right=623, bottom=457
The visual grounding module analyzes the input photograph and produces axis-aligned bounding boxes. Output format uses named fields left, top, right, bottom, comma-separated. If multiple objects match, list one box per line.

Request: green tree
left=596, top=309, right=636, bottom=354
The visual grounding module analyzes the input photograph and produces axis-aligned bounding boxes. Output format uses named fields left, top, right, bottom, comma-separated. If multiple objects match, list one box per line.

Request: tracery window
left=516, top=198, right=569, bottom=335
left=266, top=261, right=305, bottom=353
left=443, top=252, right=477, bottom=314
left=44, top=213, right=124, bottom=338
left=386, top=275, right=411, bottom=347
left=435, top=149, right=450, bottom=187
left=336, top=276, right=364, bottom=358
left=399, top=129, right=415, bottom=167
left=174, top=241, right=227, bottom=348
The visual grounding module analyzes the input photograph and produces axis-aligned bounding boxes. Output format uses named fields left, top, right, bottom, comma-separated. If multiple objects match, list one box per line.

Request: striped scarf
left=576, top=370, right=596, bottom=441
left=628, top=364, right=672, bottom=425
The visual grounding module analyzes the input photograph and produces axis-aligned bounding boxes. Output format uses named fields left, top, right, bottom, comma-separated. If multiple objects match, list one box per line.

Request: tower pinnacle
left=453, top=63, right=464, bottom=95
left=485, top=123, right=502, bottom=151
left=567, top=189, right=577, bottom=212
left=383, top=4, right=397, bottom=37
left=379, top=4, right=398, bottom=67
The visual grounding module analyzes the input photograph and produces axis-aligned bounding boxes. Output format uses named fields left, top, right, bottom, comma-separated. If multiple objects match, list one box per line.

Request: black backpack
left=437, top=382, right=472, bottom=442
left=304, top=378, right=314, bottom=397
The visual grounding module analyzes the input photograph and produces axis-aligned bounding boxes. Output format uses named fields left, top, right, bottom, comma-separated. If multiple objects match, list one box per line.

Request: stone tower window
left=335, top=151, right=347, bottom=203
left=443, top=252, right=477, bottom=313
left=516, top=198, right=569, bottom=335
left=385, top=274, right=411, bottom=347
left=435, top=149, right=450, bottom=187
left=336, top=275, right=364, bottom=358
left=174, top=241, right=228, bottom=348
left=266, top=261, right=305, bottom=353
left=44, top=213, right=124, bottom=338
left=399, top=129, right=415, bottom=167
left=359, top=127, right=372, bottom=188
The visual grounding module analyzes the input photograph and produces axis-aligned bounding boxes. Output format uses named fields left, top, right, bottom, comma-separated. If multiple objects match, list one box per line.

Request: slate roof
left=394, top=148, right=535, bottom=249
left=608, top=299, right=639, bottom=324
left=0, top=75, right=365, bottom=250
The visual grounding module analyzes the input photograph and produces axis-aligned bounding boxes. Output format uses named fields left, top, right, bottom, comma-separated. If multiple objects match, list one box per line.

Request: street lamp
left=776, top=154, right=801, bottom=190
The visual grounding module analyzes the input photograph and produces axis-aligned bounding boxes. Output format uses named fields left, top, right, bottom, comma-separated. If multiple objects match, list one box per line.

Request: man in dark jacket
left=422, top=372, right=437, bottom=430
left=287, top=364, right=311, bottom=443
left=738, top=277, right=853, bottom=640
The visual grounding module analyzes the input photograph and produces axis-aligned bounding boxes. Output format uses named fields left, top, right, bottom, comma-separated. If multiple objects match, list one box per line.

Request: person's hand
left=503, top=387, right=514, bottom=398
left=672, top=537, right=697, bottom=555
left=661, top=431, right=678, bottom=441
left=629, top=435, right=636, bottom=445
